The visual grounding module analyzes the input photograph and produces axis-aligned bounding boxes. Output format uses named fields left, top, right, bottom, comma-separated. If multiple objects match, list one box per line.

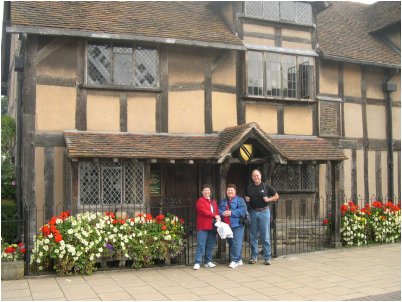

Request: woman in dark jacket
left=219, top=184, right=247, bottom=268
left=193, top=184, right=221, bottom=270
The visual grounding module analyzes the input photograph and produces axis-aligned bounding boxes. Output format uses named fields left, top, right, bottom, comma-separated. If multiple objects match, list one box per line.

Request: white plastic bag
left=214, top=221, right=233, bottom=239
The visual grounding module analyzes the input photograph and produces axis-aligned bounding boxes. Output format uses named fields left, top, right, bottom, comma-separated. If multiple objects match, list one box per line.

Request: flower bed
left=1, top=242, right=26, bottom=280
left=340, top=201, right=401, bottom=246
left=30, top=211, right=185, bottom=275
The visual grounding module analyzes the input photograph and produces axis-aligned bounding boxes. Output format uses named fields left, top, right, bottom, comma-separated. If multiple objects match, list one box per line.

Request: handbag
left=239, top=212, right=251, bottom=227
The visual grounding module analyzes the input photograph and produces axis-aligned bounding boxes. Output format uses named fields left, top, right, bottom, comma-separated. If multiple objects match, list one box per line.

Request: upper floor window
left=247, top=51, right=314, bottom=100
left=79, top=160, right=144, bottom=205
left=87, top=42, right=159, bottom=88
left=245, top=1, right=313, bottom=26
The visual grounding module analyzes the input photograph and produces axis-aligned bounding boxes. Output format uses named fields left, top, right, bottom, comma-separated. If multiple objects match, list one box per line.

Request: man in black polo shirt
left=245, top=169, right=279, bottom=265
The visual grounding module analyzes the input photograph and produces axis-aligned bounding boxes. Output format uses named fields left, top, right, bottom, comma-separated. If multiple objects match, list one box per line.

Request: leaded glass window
left=87, top=42, right=158, bottom=88
left=244, top=1, right=313, bottom=25
left=247, top=51, right=315, bottom=99
left=272, top=164, right=316, bottom=192
left=79, top=160, right=144, bottom=205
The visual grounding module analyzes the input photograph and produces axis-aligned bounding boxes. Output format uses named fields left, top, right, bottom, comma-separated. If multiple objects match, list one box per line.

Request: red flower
left=5, top=246, right=16, bottom=254
left=59, top=211, right=70, bottom=220
left=20, top=248, right=26, bottom=253
left=146, top=214, right=153, bottom=221
left=156, top=214, right=165, bottom=223
left=372, top=201, right=383, bottom=208
left=105, top=212, right=115, bottom=219
left=161, top=225, right=167, bottom=231
left=340, top=204, right=348, bottom=215
left=349, top=205, right=357, bottom=213
left=41, top=225, right=51, bottom=237
left=323, top=218, right=329, bottom=225
left=54, top=233, right=63, bottom=243
left=180, top=218, right=185, bottom=224
left=49, top=217, right=57, bottom=225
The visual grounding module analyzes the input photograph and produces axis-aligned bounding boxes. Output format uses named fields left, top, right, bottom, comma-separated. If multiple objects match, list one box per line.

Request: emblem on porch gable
left=238, top=143, right=254, bottom=164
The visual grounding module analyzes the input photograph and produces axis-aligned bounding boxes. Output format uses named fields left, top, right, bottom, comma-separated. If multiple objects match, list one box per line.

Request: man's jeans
left=249, top=208, right=271, bottom=261
left=194, top=230, right=217, bottom=264
left=227, top=226, right=245, bottom=262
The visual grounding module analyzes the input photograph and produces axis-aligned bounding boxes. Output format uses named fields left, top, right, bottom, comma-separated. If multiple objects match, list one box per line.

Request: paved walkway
left=1, top=243, right=400, bottom=301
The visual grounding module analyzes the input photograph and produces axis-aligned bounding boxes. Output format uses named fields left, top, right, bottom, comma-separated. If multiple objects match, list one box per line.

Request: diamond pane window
left=245, top=1, right=263, bottom=18
left=79, top=161, right=100, bottom=205
left=87, top=44, right=111, bottom=85
left=134, top=47, right=158, bottom=88
left=272, top=164, right=316, bottom=192
left=124, top=160, right=144, bottom=204
left=101, top=162, right=122, bottom=204
left=245, top=1, right=313, bottom=26
left=280, top=1, right=296, bottom=22
left=78, top=160, right=144, bottom=205
left=296, top=2, right=313, bottom=25
left=263, top=1, right=280, bottom=20
left=87, top=43, right=158, bottom=88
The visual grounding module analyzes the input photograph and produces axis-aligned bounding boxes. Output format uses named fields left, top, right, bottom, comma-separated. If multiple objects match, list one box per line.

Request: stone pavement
left=1, top=243, right=400, bottom=301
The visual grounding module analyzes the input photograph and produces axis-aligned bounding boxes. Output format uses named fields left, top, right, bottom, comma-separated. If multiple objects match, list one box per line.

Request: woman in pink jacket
left=193, top=184, right=221, bottom=270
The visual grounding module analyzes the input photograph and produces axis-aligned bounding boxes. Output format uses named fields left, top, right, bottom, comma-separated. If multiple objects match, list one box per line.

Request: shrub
left=1, top=199, right=18, bottom=243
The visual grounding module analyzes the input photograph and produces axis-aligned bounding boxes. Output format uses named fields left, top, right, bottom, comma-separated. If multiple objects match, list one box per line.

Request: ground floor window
left=78, top=159, right=144, bottom=205
left=272, top=164, right=315, bottom=192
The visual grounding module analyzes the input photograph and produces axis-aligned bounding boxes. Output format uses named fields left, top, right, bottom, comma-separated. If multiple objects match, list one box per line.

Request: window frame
left=272, top=163, right=317, bottom=193
left=85, top=41, right=160, bottom=90
left=244, top=1, right=313, bottom=26
left=78, top=159, right=145, bottom=206
left=246, top=50, right=315, bottom=101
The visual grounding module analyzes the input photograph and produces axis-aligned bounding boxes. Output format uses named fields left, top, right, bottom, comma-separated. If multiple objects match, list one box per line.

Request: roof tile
left=317, top=1, right=400, bottom=67
left=64, top=123, right=346, bottom=162
left=10, top=1, right=243, bottom=47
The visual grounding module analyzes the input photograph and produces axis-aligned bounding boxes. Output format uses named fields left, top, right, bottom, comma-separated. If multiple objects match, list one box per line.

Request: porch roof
left=64, top=123, right=346, bottom=163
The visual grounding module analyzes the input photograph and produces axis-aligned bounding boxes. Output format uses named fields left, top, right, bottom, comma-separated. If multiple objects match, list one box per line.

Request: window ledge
left=243, top=95, right=317, bottom=104
left=80, top=84, right=162, bottom=93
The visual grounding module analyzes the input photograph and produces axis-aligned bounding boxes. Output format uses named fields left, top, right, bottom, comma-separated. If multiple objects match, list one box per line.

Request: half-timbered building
left=3, top=1, right=400, bottom=253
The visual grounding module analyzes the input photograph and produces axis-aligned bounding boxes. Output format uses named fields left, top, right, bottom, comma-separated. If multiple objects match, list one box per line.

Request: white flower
left=44, top=238, right=50, bottom=244
left=43, top=245, right=49, bottom=252
left=67, top=229, right=74, bottom=235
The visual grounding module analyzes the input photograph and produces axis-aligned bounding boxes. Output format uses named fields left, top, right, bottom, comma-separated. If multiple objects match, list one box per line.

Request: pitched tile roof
left=317, top=1, right=400, bottom=67
left=9, top=1, right=243, bottom=49
left=64, top=123, right=346, bottom=162
left=270, top=135, right=347, bottom=162
left=365, top=1, right=401, bottom=33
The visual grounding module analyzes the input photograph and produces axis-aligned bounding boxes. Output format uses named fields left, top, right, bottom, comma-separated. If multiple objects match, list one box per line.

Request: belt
left=251, top=206, right=269, bottom=211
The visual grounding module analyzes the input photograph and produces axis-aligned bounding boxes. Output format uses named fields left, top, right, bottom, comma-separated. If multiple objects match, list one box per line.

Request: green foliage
left=1, top=161, right=16, bottom=200
left=1, top=199, right=18, bottom=243
left=1, top=115, right=16, bottom=200
left=1, top=96, right=9, bottom=115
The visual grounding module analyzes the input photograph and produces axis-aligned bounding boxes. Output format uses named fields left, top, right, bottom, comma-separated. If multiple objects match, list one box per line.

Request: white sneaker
left=228, top=261, right=238, bottom=268
left=237, top=260, right=243, bottom=266
left=204, top=262, right=216, bottom=268
left=193, top=263, right=200, bottom=270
